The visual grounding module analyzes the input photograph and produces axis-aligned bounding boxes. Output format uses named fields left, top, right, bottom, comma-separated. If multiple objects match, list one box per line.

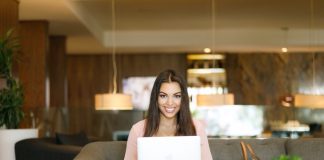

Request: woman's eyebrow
left=159, top=91, right=181, bottom=94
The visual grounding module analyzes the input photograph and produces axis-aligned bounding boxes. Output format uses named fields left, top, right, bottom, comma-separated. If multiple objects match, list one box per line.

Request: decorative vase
left=0, top=128, right=38, bottom=160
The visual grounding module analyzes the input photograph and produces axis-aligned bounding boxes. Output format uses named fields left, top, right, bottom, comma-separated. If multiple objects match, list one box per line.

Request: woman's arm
left=124, top=126, right=137, bottom=160
left=124, top=120, right=145, bottom=160
left=194, top=119, right=213, bottom=160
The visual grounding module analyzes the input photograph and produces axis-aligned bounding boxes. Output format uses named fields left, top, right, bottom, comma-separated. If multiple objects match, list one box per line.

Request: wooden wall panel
left=67, top=55, right=111, bottom=108
left=0, top=0, right=18, bottom=35
left=119, top=54, right=187, bottom=78
left=18, top=21, right=49, bottom=109
left=67, top=54, right=187, bottom=108
left=49, top=36, right=67, bottom=107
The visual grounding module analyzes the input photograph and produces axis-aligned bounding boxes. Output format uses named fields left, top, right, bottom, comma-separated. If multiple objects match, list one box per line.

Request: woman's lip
left=165, top=107, right=175, bottom=113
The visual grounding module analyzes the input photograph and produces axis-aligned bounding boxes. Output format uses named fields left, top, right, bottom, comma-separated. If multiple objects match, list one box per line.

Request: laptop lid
left=137, top=136, right=201, bottom=160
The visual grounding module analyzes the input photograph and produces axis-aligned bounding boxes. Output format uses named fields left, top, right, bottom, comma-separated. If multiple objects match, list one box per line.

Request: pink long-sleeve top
left=124, top=119, right=213, bottom=160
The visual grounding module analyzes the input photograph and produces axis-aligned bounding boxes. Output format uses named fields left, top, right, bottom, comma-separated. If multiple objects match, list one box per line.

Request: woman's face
left=158, top=82, right=182, bottom=120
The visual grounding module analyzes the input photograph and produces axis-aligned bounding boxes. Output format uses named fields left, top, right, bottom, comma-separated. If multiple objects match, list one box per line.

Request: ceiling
left=19, top=0, right=324, bottom=54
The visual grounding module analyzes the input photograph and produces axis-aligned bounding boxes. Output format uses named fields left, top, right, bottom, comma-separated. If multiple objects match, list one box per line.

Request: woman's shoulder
left=192, top=119, right=207, bottom=131
left=129, top=119, right=146, bottom=137
left=131, top=119, right=146, bottom=130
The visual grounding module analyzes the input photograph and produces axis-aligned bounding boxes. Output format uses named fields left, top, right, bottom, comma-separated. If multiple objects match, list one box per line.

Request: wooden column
left=0, top=0, right=18, bottom=89
left=49, top=36, right=67, bottom=107
left=0, top=0, right=18, bottom=35
left=18, top=21, right=49, bottom=109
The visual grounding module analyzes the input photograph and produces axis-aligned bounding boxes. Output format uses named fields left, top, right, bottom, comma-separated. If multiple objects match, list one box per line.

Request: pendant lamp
left=294, top=0, right=324, bottom=109
left=196, top=0, right=234, bottom=107
left=95, top=0, right=132, bottom=110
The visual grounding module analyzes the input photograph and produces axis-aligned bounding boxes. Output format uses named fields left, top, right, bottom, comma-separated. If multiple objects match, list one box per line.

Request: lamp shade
left=294, top=94, right=324, bottom=108
left=95, top=93, right=133, bottom=110
left=197, top=93, right=234, bottom=107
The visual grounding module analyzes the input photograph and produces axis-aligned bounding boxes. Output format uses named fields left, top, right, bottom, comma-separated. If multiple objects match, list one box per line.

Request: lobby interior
left=1, top=0, right=324, bottom=142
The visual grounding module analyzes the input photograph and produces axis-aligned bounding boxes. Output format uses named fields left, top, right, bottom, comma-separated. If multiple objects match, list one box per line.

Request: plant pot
left=0, top=128, right=38, bottom=160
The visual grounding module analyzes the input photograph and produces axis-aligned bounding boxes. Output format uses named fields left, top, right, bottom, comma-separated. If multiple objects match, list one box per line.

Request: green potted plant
left=273, top=155, right=302, bottom=160
left=0, top=29, right=38, bottom=160
left=0, top=29, right=24, bottom=129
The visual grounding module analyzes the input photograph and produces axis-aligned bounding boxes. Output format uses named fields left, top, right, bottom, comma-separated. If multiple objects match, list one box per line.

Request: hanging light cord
left=211, top=0, right=216, bottom=87
left=283, top=27, right=288, bottom=50
left=312, top=53, right=316, bottom=92
left=211, top=0, right=216, bottom=55
left=284, top=28, right=288, bottom=48
left=309, top=0, right=316, bottom=92
left=111, top=0, right=117, bottom=94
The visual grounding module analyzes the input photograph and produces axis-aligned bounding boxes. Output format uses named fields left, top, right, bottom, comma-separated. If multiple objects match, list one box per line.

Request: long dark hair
left=144, top=69, right=196, bottom=136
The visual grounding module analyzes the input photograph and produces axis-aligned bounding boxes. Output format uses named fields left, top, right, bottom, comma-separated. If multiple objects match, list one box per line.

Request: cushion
left=208, top=138, right=287, bottom=160
left=286, top=138, right=324, bottom=160
left=56, top=131, right=89, bottom=146
left=74, top=141, right=127, bottom=160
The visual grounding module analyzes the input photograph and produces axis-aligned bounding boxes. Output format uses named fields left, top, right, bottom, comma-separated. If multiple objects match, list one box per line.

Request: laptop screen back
left=137, top=136, right=201, bottom=160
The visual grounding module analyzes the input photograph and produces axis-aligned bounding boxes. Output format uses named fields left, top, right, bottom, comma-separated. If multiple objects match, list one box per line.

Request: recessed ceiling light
left=281, top=47, right=288, bottom=53
left=203, top=48, right=211, bottom=53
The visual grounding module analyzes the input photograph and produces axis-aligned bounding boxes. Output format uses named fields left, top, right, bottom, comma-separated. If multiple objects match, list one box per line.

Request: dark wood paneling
left=67, top=55, right=111, bottom=108
left=67, top=54, right=187, bottom=108
left=0, top=0, right=18, bottom=35
left=18, top=21, right=49, bottom=109
left=49, top=36, right=67, bottom=107
left=119, top=54, right=187, bottom=77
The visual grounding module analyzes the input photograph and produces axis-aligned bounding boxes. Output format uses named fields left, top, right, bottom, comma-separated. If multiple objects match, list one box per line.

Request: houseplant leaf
left=0, top=29, right=24, bottom=129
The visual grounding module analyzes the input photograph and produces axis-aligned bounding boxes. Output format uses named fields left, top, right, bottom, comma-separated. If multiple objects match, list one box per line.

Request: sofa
left=15, top=137, right=82, bottom=160
left=74, top=138, right=324, bottom=160
left=15, top=132, right=96, bottom=160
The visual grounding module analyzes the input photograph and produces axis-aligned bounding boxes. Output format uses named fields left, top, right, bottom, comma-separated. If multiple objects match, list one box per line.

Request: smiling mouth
left=165, top=107, right=175, bottom=113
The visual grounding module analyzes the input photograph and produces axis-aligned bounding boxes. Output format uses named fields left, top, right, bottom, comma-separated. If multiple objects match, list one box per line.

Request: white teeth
left=165, top=107, right=175, bottom=113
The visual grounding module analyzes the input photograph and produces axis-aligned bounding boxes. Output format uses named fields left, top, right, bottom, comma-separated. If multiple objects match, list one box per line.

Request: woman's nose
left=167, top=97, right=173, bottom=105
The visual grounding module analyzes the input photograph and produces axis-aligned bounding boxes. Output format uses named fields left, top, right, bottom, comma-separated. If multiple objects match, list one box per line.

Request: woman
left=124, top=69, right=212, bottom=160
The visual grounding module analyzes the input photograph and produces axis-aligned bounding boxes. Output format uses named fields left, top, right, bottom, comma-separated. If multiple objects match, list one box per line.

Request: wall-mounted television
left=123, top=76, right=156, bottom=110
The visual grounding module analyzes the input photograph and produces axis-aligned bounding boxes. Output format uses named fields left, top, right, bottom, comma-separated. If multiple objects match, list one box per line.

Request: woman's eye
left=175, top=95, right=181, bottom=99
left=159, top=94, right=167, bottom=98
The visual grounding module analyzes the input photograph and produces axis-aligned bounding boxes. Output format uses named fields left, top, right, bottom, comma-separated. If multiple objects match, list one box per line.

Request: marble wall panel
left=225, top=52, right=324, bottom=122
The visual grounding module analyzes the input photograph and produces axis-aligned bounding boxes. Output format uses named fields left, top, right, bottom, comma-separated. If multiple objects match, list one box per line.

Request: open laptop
left=137, top=136, right=201, bottom=160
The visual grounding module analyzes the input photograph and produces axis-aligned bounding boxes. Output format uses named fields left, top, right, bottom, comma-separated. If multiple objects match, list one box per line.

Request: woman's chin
left=161, top=112, right=177, bottom=119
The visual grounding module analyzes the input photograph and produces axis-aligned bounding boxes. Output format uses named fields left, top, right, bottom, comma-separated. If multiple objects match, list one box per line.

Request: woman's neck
left=155, top=116, right=177, bottom=136
left=160, top=115, right=177, bottom=127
